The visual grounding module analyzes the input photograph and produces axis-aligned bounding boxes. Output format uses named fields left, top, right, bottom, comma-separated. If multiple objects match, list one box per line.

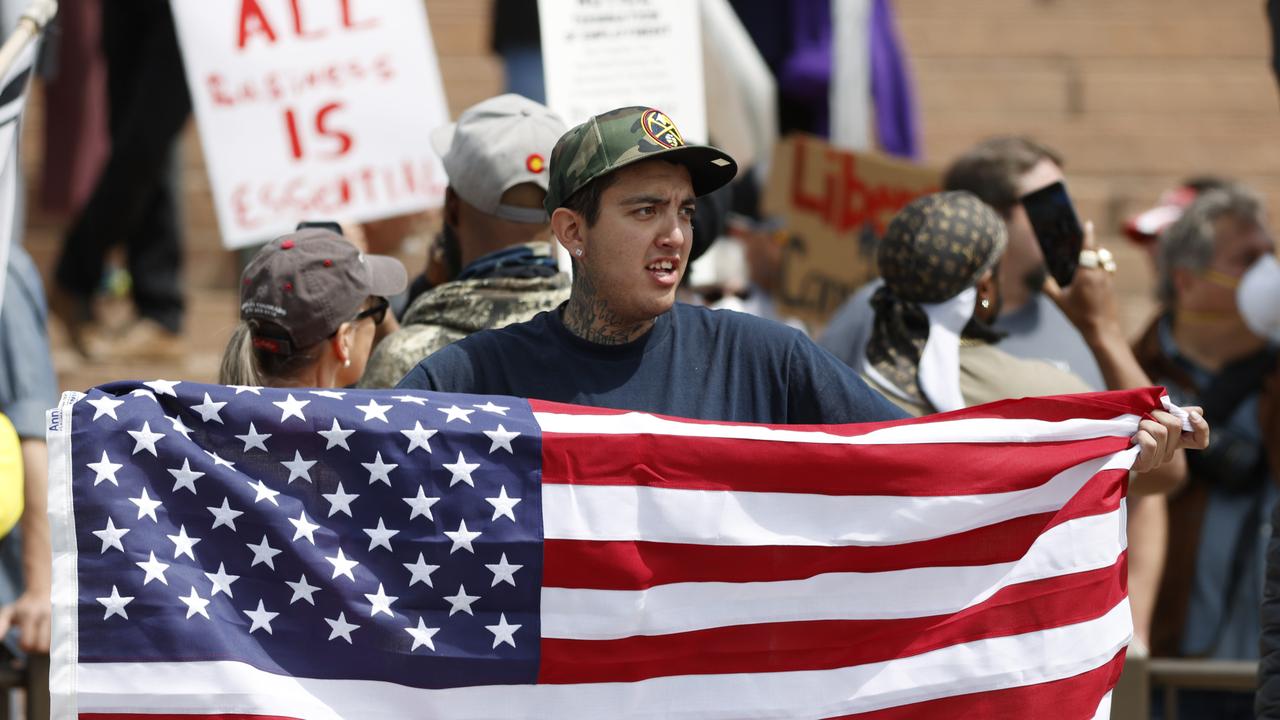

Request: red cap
left=1124, top=186, right=1199, bottom=245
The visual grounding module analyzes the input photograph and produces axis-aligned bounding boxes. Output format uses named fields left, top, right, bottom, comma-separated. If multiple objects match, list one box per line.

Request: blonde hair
left=219, top=322, right=264, bottom=386
left=218, top=320, right=326, bottom=387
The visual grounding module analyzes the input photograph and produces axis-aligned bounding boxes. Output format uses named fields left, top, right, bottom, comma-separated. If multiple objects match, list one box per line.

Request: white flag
left=0, top=37, right=38, bottom=315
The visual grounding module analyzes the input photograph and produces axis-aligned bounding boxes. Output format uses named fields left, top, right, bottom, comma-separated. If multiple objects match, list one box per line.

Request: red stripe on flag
left=541, top=433, right=1129, bottom=496
left=531, top=386, right=1168, bottom=428
left=545, top=466, right=1126, bottom=589
left=539, top=559, right=1126, bottom=684
left=826, top=648, right=1126, bottom=719
left=545, top=467, right=1125, bottom=589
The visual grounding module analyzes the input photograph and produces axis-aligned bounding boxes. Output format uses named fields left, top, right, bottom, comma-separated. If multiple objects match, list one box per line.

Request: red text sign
left=173, top=0, right=449, bottom=249
left=763, top=134, right=939, bottom=330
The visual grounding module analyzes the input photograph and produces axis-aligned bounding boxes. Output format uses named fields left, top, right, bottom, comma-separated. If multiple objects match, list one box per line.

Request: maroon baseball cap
left=239, top=228, right=407, bottom=354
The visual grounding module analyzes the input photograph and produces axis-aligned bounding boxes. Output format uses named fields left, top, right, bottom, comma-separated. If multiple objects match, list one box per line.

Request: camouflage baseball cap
left=544, top=106, right=738, bottom=215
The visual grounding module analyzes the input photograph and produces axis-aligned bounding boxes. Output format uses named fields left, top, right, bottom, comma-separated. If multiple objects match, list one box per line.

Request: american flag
left=47, top=380, right=1159, bottom=718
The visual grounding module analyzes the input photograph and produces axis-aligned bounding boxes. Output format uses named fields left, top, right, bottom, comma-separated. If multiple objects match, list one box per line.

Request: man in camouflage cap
left=360, top=94, right=572, bottom=388
left=396, top=105, right=1200, bottom=475
left=395, top=104, right=910, bottom=425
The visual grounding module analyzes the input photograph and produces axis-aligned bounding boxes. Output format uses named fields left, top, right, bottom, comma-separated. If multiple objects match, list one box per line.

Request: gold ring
left=1097, top=247, right=1117, bottom=273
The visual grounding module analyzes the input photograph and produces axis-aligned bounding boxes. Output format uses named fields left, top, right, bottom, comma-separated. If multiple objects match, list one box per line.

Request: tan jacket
left=863, top=340, right=1093, bottom=417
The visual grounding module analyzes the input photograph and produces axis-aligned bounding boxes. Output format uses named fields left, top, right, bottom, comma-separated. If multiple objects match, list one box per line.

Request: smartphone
left=296, top=220, right=344, bottom=236
left=1020, top=181, right=1084, bottom=287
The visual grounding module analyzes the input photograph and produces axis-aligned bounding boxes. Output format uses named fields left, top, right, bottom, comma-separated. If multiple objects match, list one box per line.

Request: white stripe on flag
left=72, top=600, right=1130, bottom=720
left=1091, top=690, right=1114, bottom=720
left=47, top=391, right=86, bottom=720
left=543, top=448, right=1136, bottom=545
left=541, top=506, right=1126, bottom=639
left=534, top=410, right=1143, bottom=446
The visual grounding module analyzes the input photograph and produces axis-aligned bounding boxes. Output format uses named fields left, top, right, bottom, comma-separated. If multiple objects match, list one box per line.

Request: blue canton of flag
left=67, top=380, right=543, bottom=689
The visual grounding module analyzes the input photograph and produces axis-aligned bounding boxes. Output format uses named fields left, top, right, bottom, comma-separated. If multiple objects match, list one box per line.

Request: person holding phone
left=861, top=191, right=1204, bottom=475
left=821, top=137, right=1107, bottom=391
left=1024, top=176, right=1210, bottom=660
left=859, top=191, right=1207, bottom=668
left=860, top=191, right=1093, bottom=413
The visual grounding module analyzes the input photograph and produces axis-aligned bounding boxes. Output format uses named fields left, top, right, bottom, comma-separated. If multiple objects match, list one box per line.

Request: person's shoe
left=48, top=285, right=98, bottom=358
left=96, top=318, right=187, bottom=364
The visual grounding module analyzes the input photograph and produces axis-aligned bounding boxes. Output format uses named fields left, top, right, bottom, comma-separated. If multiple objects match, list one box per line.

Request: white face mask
left=708, top=295, right=746, bottom=313
left=1237, top=253, right=1280, bottom=342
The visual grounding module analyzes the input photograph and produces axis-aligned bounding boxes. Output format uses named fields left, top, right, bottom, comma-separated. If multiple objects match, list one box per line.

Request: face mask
left=1237, top=253, right=1280, bottom=342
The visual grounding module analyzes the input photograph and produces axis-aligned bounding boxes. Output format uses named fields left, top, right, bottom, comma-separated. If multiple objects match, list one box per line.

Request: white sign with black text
left=538, top=0, right=707, bottom=142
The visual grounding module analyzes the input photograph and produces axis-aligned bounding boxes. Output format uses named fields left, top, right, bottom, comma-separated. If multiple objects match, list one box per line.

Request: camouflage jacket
left=359, top=273, right=570, bottom=388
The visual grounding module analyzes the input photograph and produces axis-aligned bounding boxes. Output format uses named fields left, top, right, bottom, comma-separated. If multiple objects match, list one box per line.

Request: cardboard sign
left=539, top=0, right=706, bottom=142
left=762, top=133, right=939, bottom=330
left=172, top=0, right=450, bottom=249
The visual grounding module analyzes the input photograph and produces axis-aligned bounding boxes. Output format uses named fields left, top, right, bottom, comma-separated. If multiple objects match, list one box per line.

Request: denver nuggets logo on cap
left=641, top=109, right=684, bottom=149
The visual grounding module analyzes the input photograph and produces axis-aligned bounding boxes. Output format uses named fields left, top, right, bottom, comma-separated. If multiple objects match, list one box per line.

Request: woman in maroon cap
left=219, top=228, right=407, bottom=388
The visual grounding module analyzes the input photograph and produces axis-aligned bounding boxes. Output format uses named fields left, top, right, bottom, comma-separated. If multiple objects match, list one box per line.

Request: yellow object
left=0, top=413, right=23, bottom=538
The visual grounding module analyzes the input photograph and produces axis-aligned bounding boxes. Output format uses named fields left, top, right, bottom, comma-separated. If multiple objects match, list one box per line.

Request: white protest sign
left=172, top=0, right=449, bottom=249
left=539, top=0, right=706, bottom=142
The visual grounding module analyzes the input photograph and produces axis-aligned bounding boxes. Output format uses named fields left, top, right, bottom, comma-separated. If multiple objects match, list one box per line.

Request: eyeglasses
left=353, top=296, right=390, bottom=325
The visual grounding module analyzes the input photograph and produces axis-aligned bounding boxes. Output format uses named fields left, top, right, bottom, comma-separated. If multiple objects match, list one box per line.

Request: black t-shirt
left=397, top=303, right=907, bottom=425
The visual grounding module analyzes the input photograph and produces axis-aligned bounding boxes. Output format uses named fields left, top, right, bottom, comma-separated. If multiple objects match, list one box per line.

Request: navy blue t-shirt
left=397, top=303, right=907, bottom=425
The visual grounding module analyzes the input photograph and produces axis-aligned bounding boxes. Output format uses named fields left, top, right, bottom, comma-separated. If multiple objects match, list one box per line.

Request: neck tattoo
left=562, top=268, right=653, bottom=345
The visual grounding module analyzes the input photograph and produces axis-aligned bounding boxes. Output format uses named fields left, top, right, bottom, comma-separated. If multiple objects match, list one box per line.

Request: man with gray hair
left=360, top=94, right=572, bottom=388
left=1134, top=183, right=1277, bottom=719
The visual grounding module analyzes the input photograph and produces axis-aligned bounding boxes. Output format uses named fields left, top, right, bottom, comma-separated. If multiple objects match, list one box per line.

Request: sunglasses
left=353, top=296, right=390, bottom=325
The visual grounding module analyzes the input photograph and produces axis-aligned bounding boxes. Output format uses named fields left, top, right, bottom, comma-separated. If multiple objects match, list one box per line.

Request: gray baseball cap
left=240, top=229, right=407, bottom=355
left=432, top=94, right=568, bottom=224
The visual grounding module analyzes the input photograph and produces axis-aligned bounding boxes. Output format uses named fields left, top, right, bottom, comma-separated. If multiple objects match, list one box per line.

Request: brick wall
left=36, top=1, right=1276, bottom=388
left=901, top=1, right=1280, bottom=222
left=897, top=0, right=1280, bottom=324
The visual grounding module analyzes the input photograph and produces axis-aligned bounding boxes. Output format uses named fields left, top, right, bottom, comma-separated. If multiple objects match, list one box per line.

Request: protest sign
left=762, top=133, right=939, bottom=330
left=172, top=0, right=450, bottom=249
left=538, top=0, right=706, bottom=142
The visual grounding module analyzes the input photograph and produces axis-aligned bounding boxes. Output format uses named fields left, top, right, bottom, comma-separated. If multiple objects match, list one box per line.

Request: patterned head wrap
left=864, top=191, right=1008, bottom=411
